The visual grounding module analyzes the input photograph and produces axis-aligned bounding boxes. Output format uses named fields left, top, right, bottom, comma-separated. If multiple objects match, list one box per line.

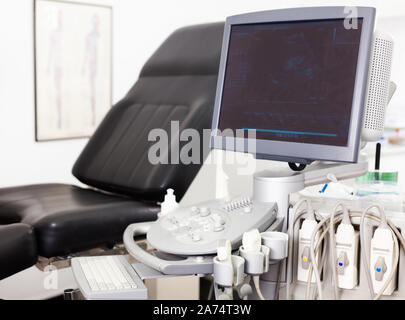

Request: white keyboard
left=71, top=255, right=147, bottom=300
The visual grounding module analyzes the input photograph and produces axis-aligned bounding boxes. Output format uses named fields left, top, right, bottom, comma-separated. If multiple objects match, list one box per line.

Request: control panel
left=147, top=197, right=277, bottom=256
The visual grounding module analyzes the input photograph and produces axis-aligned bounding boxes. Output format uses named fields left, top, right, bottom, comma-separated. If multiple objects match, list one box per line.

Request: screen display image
left=218, top=18, right=364, bottom=146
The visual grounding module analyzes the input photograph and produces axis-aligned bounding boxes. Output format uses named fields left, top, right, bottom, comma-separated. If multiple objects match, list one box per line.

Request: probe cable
left=306, top=208, right=404, bottom=300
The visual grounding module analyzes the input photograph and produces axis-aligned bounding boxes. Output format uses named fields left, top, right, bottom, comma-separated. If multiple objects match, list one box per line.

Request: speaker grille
left=364, top=36, right=393, bottom=132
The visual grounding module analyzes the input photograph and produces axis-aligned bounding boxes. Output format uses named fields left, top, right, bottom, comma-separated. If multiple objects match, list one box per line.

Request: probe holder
left=239, top=245, right=270, bottom=275
left=213, top=255, right=245, bottom=287
left=261, top=231, right=289, bottom=263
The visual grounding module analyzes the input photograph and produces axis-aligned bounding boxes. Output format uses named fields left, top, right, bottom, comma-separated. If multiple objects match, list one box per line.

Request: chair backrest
left=72, top=22, right=224, bottom=202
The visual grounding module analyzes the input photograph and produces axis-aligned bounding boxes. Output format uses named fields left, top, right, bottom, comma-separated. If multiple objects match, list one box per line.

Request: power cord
left=253, top=276, right=265, bottom=300
left=286, top=199, right=313, bottom=300
left=274, top=260, right=284, bottom=300
left=306, top=212, right=329, bottom=300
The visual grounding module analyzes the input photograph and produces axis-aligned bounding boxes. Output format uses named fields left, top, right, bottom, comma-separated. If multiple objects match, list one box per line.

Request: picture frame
left=34, top=0, right=113, bottom=141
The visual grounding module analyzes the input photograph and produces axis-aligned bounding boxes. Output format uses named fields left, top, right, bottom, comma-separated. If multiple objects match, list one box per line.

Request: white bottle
left=160, top=189, right=179, bottom=216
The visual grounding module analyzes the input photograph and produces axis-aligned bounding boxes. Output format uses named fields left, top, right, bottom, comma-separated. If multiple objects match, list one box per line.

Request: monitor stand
left=253, top=152, right=369, bottom=231
left=288, top=162, right=308, bottom=171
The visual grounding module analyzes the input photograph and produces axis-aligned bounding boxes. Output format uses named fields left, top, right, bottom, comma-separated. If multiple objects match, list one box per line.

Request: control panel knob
left=191, top=206, right=199, bottom=215
left=214, top=222, right=225, bottom=232
left=212, top=214, right=225, bottom=225
left=200, top=207, right=211, bottom=217
left=192, top=233, right=202, bottom=242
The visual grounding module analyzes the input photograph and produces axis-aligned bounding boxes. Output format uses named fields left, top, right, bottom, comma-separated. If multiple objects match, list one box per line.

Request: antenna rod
left=375, top=142, right=381, bottom=171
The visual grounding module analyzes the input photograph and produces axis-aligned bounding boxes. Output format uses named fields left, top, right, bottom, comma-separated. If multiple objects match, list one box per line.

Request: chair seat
left=0, top=184, right=159, bottom=257
left=0, top=223, right=37, bottom=280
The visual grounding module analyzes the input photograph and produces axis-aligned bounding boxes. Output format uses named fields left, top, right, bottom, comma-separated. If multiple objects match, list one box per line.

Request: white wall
left=0, top=0, right=404, bottom=188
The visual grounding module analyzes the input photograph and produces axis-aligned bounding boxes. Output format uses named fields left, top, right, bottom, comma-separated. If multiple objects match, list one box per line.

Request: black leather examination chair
left=0, top=224, right=37, bottom=280
left=0, top=22, right=224, bottom=276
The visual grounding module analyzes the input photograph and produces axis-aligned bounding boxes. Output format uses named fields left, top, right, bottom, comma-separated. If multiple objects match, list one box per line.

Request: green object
left=355, top=171, right=398, bottom=196
left=356, top=171, right=398, bottom=184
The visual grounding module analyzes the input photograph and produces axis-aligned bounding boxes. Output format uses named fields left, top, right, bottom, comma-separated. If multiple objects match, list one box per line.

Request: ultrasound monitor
left=211, top=7, right=376, bottom=164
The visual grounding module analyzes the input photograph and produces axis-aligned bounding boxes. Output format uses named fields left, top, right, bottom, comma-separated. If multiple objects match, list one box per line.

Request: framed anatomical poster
left=34, top=0, right=112, bottom=141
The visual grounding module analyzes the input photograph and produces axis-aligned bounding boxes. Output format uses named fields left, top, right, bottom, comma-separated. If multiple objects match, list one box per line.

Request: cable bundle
left=287, top=199, right=405, bottom=300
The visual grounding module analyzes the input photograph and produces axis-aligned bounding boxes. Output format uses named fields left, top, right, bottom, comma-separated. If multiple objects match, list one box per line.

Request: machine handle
left=123, top=222, right=166, bottom=272
left=123, top=222, right=214, bottom=275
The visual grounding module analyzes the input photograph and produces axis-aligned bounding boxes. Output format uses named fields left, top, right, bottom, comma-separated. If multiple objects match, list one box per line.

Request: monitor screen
left=217, top=18, right=364, bottom=147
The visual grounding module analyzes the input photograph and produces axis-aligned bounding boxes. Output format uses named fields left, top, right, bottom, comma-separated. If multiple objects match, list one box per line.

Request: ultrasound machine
left=71, top=7, right=400, bottom=300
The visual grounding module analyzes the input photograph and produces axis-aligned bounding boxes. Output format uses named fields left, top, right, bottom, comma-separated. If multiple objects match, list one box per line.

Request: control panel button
left=191, top=206, right=199, bottom=215
left=214, top=223, right=225, bottom=232
left=200, top=207, right=211, bottom=217
left=243, top=207, right=252, bottom=214
left=223, top=197, right=252, bottom=213
left=212, top=214, right=225, bottom=225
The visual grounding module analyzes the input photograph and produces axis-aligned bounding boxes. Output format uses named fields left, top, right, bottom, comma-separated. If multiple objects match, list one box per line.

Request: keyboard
left=71, top=255, right=147, bottom=300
